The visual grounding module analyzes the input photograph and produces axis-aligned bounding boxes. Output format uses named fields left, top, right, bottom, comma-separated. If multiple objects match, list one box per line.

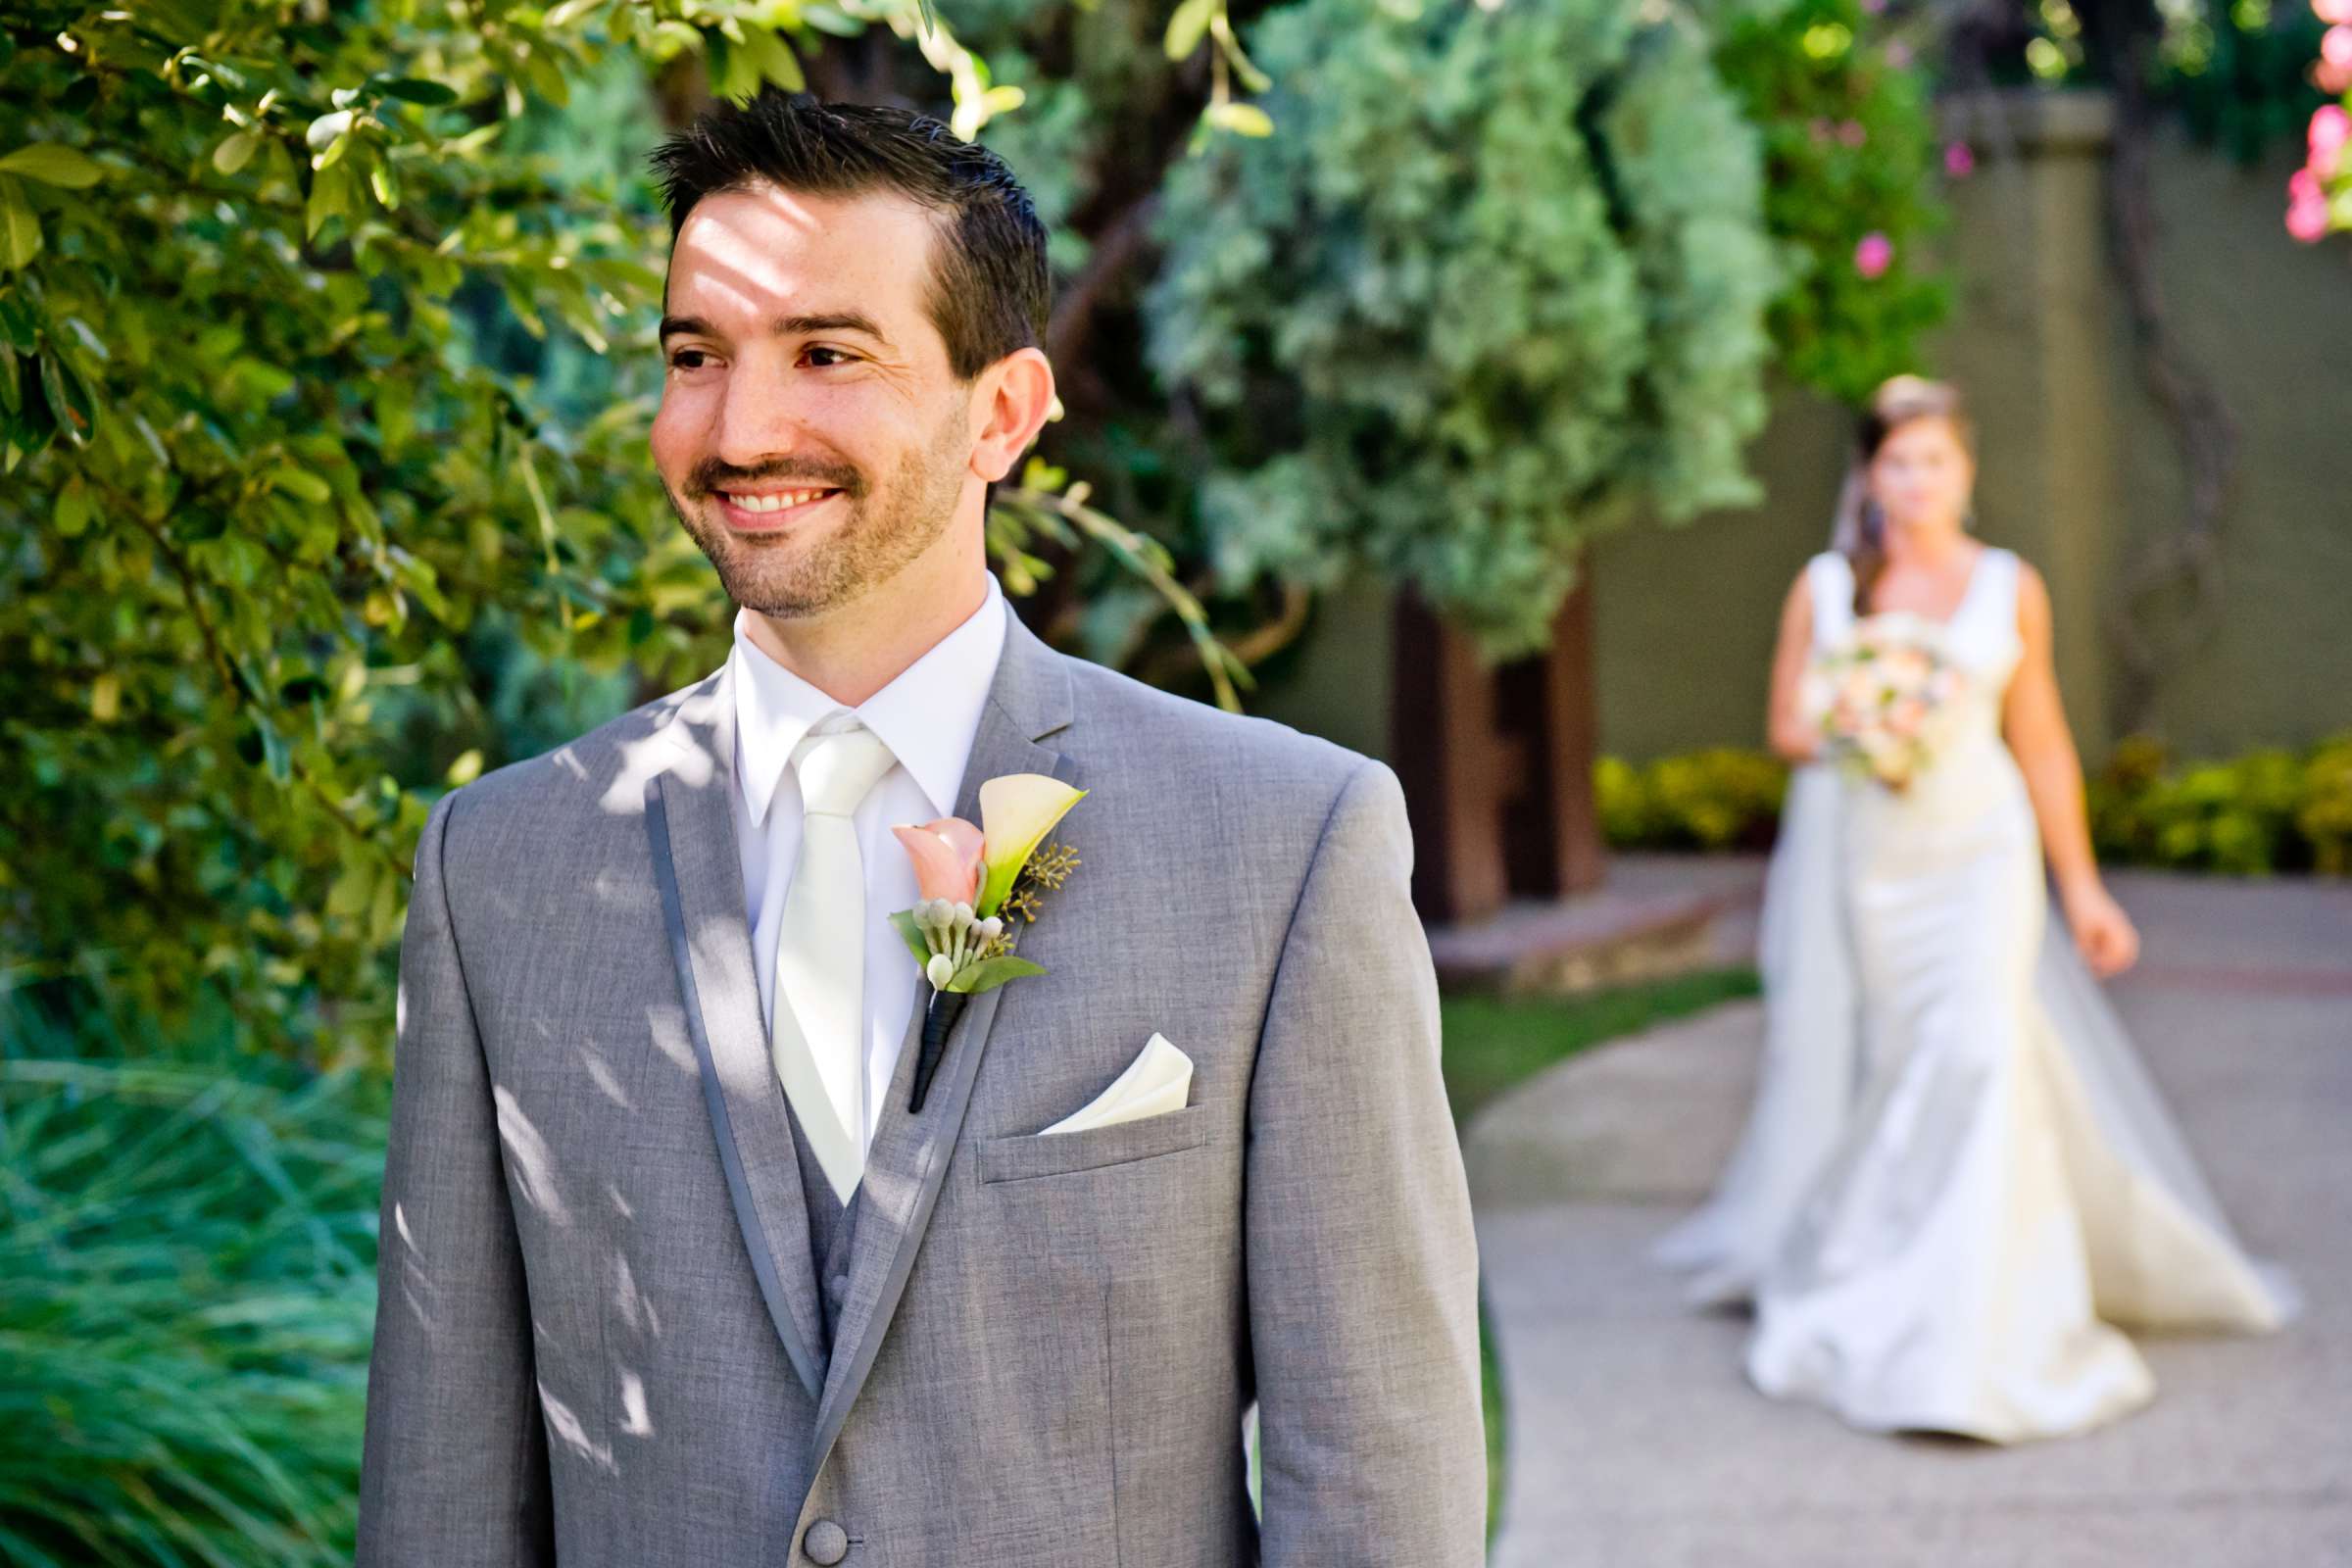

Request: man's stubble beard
left=666, top=407, right=972, bottom=620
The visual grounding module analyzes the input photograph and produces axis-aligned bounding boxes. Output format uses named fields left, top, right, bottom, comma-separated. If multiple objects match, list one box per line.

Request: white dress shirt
left=730, top=572, right=1008, bottom=1151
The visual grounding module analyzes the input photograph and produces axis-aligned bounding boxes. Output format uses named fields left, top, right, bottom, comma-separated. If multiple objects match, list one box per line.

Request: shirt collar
left=729, top=571, right=1009, bottom=827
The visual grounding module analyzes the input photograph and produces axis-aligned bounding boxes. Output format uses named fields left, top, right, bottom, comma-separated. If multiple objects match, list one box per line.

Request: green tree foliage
left=1145, top=0, right=1792, bottom=659
left=0, top=3, right=799, bottom=1059
left=1712, top=0, right=1952, bottom=403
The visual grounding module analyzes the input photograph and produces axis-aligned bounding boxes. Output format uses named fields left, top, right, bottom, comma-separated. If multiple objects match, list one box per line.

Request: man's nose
left=711, top=358, right=818, bottom=469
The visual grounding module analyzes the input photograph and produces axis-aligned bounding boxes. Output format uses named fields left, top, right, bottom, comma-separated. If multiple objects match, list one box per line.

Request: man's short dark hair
left=650, top=92, right=1050, bottom=383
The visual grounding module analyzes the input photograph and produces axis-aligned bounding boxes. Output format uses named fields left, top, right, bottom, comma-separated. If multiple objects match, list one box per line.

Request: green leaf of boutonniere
left=888, top=908, right=933, bottom=967
left=948, top=956, right=1048, bottom=995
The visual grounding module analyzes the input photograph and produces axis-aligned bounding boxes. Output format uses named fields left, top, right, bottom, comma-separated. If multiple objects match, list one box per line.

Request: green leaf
left=802, top=5, right=865, bottom=36
left=888, top=909, right=934, bottom=966
left=0, top=144, right=105, bottom=189
left=36, top=347, right=93, bottom=446
left=0, top=176, right=40, bottom=270
left=305, top=111, right=355, bottom=152
left=949, top=956, right=1048, bottom=994
left=325, top=858, right=374, bottom=916
left=377, top=77, right=460, bottom=105
left=267, top=466, right=332, bottom=504
left=305, top=163, right=351, bottom=239
left=1205, top=102, right=1275, bottom=137
left=253, top=715, right=291, bottom=783
left=54, top=476, right=90, bottom=536
left=1165, top=0, right=1216, bottom=60
left=212, top=130, right=262, bottom=175
left=0, top=294, right=33, bottom=352
left=737, top=27, right=805, bottom=92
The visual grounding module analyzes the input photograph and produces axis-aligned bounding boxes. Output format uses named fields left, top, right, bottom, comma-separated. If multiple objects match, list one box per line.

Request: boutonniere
left=890, top=773, right=1086, bottom=1111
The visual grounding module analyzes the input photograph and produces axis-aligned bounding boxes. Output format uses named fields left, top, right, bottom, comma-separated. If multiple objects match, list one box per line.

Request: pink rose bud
left=1945, top=141, right=1977, bottom=177
left=2289, top=168, right=2324, bottom=205
left=2314, top=104, right=2351, bottom=153
left=2319, top=0, right=2352, bottom=23
left=2286, top=197, right=2330, bottom=242
left=2311, top=106, right=2351, bottom=178
left=2326, top=24, right=2352, bottom=65
left=894, top=817, right=986, bottom=906
left=1855, top=231, right=1894, bottom=278
left=2321, top=59, right=2352, bottom=93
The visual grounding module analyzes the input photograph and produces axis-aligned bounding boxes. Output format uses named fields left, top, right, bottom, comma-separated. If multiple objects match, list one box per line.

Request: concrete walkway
left=1464, top=864, right=2352, bottom=1567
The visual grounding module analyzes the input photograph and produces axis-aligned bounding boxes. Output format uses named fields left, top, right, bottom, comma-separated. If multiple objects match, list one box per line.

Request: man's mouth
left=713, top=486, right=844, bottom=528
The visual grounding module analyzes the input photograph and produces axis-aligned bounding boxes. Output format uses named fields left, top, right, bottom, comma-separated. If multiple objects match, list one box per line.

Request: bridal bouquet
left=1802, top=615, right=1969, bottom=792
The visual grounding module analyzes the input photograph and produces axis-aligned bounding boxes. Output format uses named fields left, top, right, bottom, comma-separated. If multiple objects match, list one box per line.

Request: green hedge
left=1595, top=748, right=1790, bottom=853
left=1598, top=734, right=2352, bottom=875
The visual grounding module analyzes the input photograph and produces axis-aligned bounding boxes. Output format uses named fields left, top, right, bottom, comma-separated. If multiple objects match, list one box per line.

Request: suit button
left=827, top=1272, right=851, bottom=1303
left=803, top=1520, right=849, bottom=1565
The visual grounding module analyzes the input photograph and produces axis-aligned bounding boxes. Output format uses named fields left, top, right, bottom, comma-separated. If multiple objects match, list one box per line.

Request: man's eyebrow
left=658, top=311, right=895, bottom=350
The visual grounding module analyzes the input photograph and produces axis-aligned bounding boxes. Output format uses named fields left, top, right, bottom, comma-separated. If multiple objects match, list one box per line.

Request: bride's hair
left=1832, top=374, right=1978, bottom=615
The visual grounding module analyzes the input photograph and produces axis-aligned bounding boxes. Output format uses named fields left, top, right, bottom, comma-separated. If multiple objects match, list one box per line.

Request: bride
left=1656, top=373, right=2297, bottom=1443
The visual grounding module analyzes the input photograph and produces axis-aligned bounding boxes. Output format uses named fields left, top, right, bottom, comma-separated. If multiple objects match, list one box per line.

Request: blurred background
left=2, top=0, right=2346, bottom=1561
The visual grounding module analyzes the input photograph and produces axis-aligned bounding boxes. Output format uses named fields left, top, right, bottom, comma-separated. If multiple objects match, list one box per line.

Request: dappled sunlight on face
left=651, top=183, right=976, bottom=620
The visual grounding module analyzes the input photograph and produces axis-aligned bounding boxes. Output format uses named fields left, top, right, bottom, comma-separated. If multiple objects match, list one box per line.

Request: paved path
left=1464, top=865, right=2352, bottom=1567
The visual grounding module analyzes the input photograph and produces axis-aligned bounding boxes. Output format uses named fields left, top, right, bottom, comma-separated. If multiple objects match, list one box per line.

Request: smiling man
left=357, top=93, right=1483, bottom=1568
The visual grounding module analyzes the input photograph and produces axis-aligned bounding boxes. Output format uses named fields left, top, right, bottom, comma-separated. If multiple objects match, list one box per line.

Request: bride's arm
left=2001, top=561, right=2140, bottom=976
left=1766, top=570, right=1820, bottom=762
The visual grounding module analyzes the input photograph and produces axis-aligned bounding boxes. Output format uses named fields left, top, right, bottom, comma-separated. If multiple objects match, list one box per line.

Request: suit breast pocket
left=975, top=1105, right=1210, bottom=1185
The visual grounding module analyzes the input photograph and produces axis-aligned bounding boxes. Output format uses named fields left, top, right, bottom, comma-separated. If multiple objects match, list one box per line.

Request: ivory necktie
left=772, top=719, right=899, bottom=1204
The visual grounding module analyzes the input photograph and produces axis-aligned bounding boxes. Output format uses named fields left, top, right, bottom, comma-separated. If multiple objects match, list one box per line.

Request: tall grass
left=0, top=999, right=382, bottom=1566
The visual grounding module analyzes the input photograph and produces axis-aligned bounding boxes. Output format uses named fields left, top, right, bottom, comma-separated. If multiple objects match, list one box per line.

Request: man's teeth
left=725, top=489, right=832, bottom=514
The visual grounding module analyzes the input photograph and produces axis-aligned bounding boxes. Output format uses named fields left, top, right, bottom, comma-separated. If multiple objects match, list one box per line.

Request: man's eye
left=804, top=346, right=855, bottom=368
left=667, top=348, right=713, bottom=370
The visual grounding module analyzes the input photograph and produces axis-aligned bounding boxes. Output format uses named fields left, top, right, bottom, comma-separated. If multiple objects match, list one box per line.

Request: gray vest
left=782, top=1090, right=858, bottom=1358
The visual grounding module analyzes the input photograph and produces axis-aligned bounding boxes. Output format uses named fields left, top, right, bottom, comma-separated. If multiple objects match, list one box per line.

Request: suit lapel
left=645, top=662, right=829, bottom=1403
left=807, top=612, right=1077, bottom=1477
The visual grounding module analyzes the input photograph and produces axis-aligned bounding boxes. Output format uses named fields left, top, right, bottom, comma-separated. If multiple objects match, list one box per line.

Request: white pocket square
left=1039, top=1032, right=1193, bottom=1136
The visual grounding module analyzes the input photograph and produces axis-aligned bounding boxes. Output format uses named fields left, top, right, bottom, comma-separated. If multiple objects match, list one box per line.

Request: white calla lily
left=975, top=772, right=1087, bottom=917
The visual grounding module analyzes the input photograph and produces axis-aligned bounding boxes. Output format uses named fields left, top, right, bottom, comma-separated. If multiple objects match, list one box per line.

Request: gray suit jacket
left=357, top=606, right=1485, bottom=1566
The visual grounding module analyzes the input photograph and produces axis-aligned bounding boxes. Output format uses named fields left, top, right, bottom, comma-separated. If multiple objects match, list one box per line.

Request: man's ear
left=966, top=347, right=1057, bottom=484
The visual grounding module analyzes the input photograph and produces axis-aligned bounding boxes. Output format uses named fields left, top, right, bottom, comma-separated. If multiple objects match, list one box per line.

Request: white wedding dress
left=1660, top=548, right=2298, bottom=1444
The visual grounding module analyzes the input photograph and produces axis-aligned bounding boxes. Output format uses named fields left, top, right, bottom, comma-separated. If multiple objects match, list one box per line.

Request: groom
left=358, top=92, right=1483, bottom=1566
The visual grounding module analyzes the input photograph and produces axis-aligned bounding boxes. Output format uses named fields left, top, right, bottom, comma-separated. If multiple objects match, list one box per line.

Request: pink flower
left=2287, top=195, right=2330, bottom=241
left=2326, top=24, right=2352, bottom=66
left=1861, top=0, right=1886, bottom=13
left=2319, top=0, right=2352, bottom=23
left=1855, top=231, right=1894, bottom=278
left=893, top=817, right=986, bottom=906
left=1838, top=120, right=1868, bottom=148
left=2290, top=167, right=2324, bottom=205
left=2311, top=105, right=2350, bottom=175
left=2321, top=59, right=2352, bottom=93
left=1945, top=140, right=1977, bottom=177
